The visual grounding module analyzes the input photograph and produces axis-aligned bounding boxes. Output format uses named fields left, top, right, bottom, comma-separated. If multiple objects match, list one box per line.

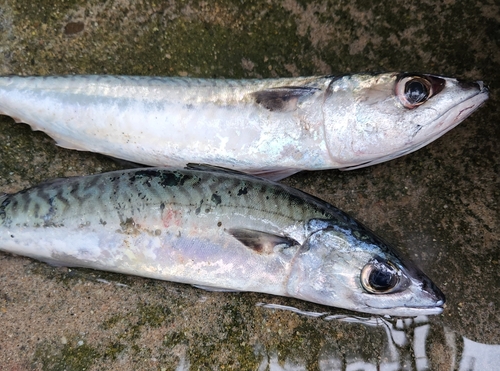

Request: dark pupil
left=405, top=80, right=428, bottom=104
left=369, top=265, right=395, bottom=290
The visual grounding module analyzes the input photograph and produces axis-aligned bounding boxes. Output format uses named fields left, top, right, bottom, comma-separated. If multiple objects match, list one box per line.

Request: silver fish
left=0, top=73, right=488, bottom=180
left=0, top=166, right=445, bottom=316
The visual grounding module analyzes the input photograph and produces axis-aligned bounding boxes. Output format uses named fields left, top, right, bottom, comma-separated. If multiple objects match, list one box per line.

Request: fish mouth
left=341, top=82, right=489, bottom=171
left=409, top=82, right=489, bottom=143
left=365, top=299, right=445, bottom=317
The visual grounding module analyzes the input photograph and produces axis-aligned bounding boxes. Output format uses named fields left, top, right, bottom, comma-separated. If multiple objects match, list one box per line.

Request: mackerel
left=0, top=166, right=445, bottom=316
left=0, top=73, right=488, bottom=179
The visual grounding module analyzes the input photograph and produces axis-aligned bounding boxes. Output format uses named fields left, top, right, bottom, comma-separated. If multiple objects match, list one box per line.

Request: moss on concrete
left=0, top=0, right=498, bottom=369
left=33, top=338, right=99, bottom=371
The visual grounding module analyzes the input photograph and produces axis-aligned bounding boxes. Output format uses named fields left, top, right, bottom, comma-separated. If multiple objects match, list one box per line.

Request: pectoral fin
left=252, top=86, right=320, bottom=112
left=227, top=228, right=299, bottom=254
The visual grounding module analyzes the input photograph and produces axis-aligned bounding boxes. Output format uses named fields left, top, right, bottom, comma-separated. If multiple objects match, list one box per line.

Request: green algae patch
left=136, top=302, right=173, bottom=328
left=33, top=338, right=99, bottom=371
left=100, top=301, right=173, bottom=339
left=103, top=342, right=127, bottom=361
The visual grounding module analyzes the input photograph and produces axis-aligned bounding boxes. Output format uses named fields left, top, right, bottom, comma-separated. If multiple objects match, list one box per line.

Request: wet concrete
left=0, top=0, right=498, bottom=370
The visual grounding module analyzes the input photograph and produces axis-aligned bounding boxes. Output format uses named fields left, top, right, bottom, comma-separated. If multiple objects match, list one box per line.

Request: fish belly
left=0, top=224, right=292, bottom=295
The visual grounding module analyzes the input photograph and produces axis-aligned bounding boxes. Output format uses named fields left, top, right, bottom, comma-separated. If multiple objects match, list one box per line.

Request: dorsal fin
left=185, top=163, right=251, bottom=176
left=251, top=86, right=320, bottom=112
left=186, top=163, right=300, bottom=181
left=227, top=228, right=299, bottom=254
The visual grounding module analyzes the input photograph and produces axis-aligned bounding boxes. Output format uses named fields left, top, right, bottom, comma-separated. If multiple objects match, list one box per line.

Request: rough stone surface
left=0, top=0, right=498, bottom=370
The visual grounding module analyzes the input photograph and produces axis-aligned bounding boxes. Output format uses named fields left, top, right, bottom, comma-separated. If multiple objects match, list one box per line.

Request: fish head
left=323, top=73, right=489, bottom=169
left=287, top=219, right=445, bottom=316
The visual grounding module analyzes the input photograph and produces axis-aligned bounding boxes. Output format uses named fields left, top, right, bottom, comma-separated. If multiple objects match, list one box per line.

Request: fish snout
left=457, top=79, right=489, bottom=93
left=420, top=273, right=446, bottom=305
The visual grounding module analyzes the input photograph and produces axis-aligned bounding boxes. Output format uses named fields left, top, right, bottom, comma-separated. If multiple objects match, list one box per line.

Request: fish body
left=0, top=166, right=445, bottom=316
left=0, top=73, right=488, bottom=179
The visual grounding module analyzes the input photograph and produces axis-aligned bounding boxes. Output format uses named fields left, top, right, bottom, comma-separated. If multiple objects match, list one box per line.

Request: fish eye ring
left=396, top=76, right=433, bottom=109
left=361, top=259, right=401, bottom=294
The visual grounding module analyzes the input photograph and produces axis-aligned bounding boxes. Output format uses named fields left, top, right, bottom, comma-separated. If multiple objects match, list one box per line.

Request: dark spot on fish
left=84, top=176, right=100, bottom=191
left=189, top=176, right=201, bottom=188
left=160, top=202, right=165, bottom=211
left=42, top=196, right=58, bottom=226
left=237, top=187, right=248, bottom=196
left=159, top=172, right=180, bottom=187
left=211, top=193, right=222, bottom=206
left=457, top=79, right=483, bottom=92
left=0, top=197, right=10, bottom=221
left=64, top=21, right=84, bottom=35
left=120, top=217, right=139, bottom=235
left=55, top=188, right=70, bottom=209
left=217, top=221, right=222, bottom=227
left=99, top=219, right=107, bottom=226
left=22, top=192, right=30, bottom=213
left=33, top=202, right=40, bottom=218
left=133, top=169, right=161, bottom=182
left=1, top=197, right=11, bottom=209
left=10, top=235, right=14, bottom=238
left=195, top=200, right=203, bottom=215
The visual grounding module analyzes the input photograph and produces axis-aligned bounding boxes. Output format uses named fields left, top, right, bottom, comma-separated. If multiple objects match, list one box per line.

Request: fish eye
left=395, top=75, right=433, bottom=109
left=361, top=259, right=401, bottom=294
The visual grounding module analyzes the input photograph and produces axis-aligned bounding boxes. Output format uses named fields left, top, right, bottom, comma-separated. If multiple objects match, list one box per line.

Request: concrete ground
left=0, top=0, right=498, bottom=370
